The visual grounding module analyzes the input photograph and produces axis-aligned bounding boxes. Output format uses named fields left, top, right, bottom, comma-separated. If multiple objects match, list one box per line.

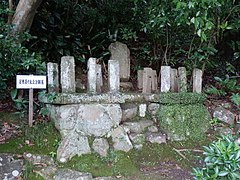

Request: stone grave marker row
left=47, top=56, right=120, bottom=93
left=137, top=68, right=158, bottom=93
left=137, top=66, right=202, bottom=93
left=47, top=56, right=203, bottom=94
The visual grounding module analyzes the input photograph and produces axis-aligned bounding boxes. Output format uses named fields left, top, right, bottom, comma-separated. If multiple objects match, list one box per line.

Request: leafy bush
left=29, top=0, right=135, bottom=65
left=192, top=135, right=240, bottom=179
left=230, top=93, right=240, bottom=106
left=132, top=0, right=240, bottom=72
left=10, top=89, right=28, bottom=110
left=205, top=75, right=240, bottom=96
left=0, top=5, right=42, bottom=99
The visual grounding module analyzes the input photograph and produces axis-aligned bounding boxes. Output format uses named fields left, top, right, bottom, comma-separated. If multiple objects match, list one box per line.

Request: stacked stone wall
left=43, top=53, right=208, bottom=163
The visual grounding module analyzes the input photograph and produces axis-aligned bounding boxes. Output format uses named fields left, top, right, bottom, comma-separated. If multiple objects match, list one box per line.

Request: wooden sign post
left=16, top=75, right=46, bottom=127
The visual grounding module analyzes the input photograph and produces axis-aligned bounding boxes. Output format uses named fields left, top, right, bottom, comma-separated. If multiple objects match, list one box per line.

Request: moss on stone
left=62, top=151, right=138, bottom=177
left=157, top=104, right=210, bottom=141
left=158, top=92, right=206, bottom=104
left=63, top=153, right=114, bottom=177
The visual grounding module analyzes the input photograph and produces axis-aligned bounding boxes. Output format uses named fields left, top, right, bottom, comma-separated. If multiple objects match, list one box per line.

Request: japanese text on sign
left=16, top=75, right=46, bottom=89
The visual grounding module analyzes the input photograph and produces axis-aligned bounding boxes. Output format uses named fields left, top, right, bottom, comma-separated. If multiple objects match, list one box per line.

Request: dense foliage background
left=0, top=0, right=239, bottom=99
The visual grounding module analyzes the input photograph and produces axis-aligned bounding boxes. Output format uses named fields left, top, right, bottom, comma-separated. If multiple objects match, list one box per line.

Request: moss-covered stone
left=157, top=104, right=210, bottom=141
left=159, top=93, right=206, bottom=104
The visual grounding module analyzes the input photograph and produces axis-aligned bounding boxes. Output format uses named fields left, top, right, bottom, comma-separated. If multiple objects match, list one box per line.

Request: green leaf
left=201, top=32, right=207, bottom=42
left=229, top=154, right=235, bottom=160
left=232, top=172, right=240, bottom=178
left=236, top=150, right=240, bottom=159
left=214, top=166, right=219, bottom=176
left=226, top=26, right=233, bottom=29
left=10, top=89, right=18, bottom=100
left=214, top=77, right=222, bottom=82
left=197, top=29, right=202, bottom=37
left=190, top=17, right=195, bottom=24
left=218, top=171, right=229, bottom=176
left=204, top=156, right=211, bottom=162
left=230, top=93, right=240, bottom=106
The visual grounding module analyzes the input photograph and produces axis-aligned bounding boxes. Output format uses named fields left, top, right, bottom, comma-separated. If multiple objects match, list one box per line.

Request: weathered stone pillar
left=87, top=58, right=97, bottom=93
left=60, top=56, right=75, bottom=93
left=137, top=70, right=143, bottom=90
left=170, top=68, right=178, bottom=92
left=152, top=70, right=158, bottom=92
left=160, top=66, right=171, bottom=92
left=108, top=60, right=120, bottom=93
left=139, top=68, right=158, bottom=93
left=96, top=64, right=103, bottom=93
left=142, top=68, right=152, bottom=93
left=108, top=41, right=130, bottom=81
left=193, top=68, right=202, bottom=93
left=178, top=67, right=187, bottom=92
left=47, top=62, right=59, bottom=92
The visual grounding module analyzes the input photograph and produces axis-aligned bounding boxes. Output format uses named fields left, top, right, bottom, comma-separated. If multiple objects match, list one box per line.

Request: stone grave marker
left=108, top=60, right=120, bottom=92
left=96, top=64, right=103, bottom=93
left=60, top=56, right=75, bottom=93
left=47, top=62, right=59, bottom=92
left=178, top=67, right=187, bottom=92
left=193, top=68, right=202, bottom=93
left=87, top=58, right=97, bottom=93
left=152, top=70, right=158, bottom=92
left=137, top=70, right=143, bottom=90
left=108, top=41, right=130, bottom=81
left=139, top=68, right=158, bottom=93
left=170, top=68, right=178, bottom=92
left=142, top=68, right=152, bottom=93
left=160, top=66, right=171, bottom=92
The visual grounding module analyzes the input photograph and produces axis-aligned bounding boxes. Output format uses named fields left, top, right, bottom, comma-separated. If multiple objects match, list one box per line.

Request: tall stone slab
left=170, top=68, right=178, bottom=92
left=142, top=68, right=152, bottom=93
left=96, top=64, right=103, bottom=93
left=60, top=56, right=75, bottom=93
left=193, top=68, right=202, bottom=93
left=108, top=60, right=120, bottom=93
left=87, top=58, right=97, bottom=93
left=178, top=67, right=187, bottom=92
left=137, top=70, right=143, bottom=90
left=47, top=62, right=59, bottom=92
left=108, top=41, right=130, bottom=81
left=160, top=66, right=171, bottom=92
left=152, top=70, right=158, bottom=92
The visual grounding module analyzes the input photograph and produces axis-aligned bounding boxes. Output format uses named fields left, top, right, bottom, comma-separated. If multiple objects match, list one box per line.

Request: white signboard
left=16, top=75, right=46, bottom=89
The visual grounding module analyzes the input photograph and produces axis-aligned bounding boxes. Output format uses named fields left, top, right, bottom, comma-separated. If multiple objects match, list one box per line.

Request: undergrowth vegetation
left=0, top=120, right=60, bottom=156
left=205, top=75, right=240, bottom=107
left=192, top=134, right=240, bottom=180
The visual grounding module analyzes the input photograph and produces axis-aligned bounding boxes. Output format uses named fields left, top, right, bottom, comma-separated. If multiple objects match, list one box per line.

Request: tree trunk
left=11, top=0, right=42, bottom=33
left=7, top=0, right=14, bottom=24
